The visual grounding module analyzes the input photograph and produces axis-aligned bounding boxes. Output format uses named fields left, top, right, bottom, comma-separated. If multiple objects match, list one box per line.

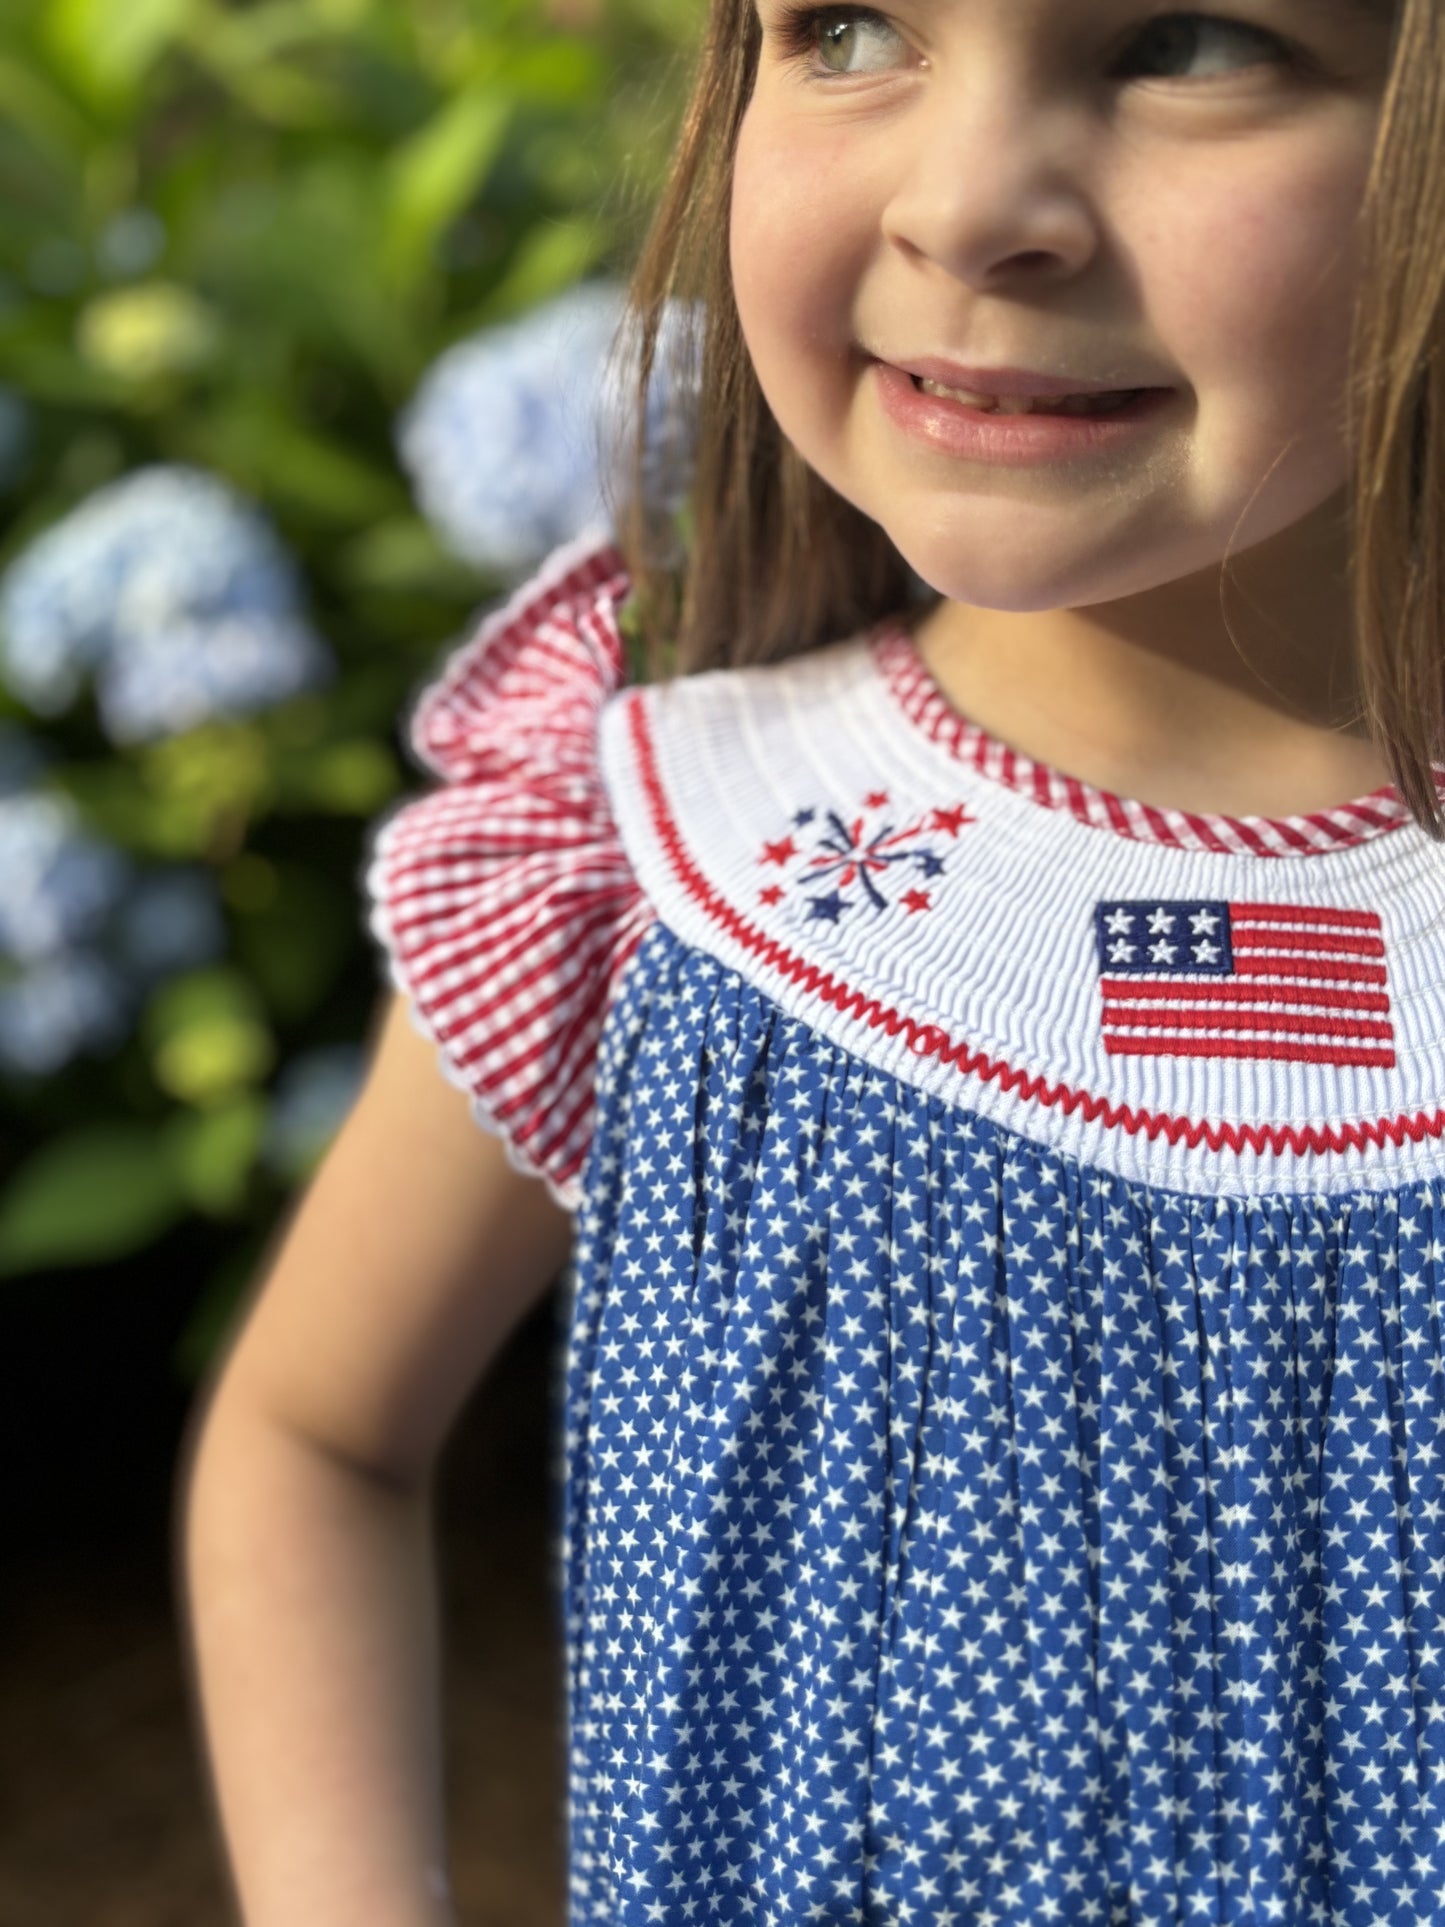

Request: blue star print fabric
left=366, top=532, right=1445, bottom=1927
left=555, top=923, right=1445, bottom=1927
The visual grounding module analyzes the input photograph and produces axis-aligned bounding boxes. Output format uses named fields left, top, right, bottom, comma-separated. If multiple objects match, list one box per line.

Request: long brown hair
left=601, top=0, right=1445, bottom=835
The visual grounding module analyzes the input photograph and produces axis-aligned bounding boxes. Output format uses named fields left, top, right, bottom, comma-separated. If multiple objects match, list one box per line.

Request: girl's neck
left=909, top=497, right=1398, bottom=820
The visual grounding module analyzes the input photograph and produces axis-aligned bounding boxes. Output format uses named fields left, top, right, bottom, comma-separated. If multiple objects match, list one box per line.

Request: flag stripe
left=1230, top=902, right=1381, bottom=929
left=1102, top=1006, right=1395, bottom=1042
left=1099, top=977, right=1391, bottom=1014
left=1232, top=928, right=1385, bottom=959
left=1230, top=955, right=1389, bottom=987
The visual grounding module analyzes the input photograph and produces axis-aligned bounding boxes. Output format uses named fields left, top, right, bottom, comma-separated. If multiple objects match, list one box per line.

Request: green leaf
left=500, top=39, right=604, bottom=108
left=479, top=214, right=610, bottom=323
left=178, top=20, right=348, bottom=131
left=380, top=82, right=512, bottom=291
left=0, top=327, right=129, bottom=409
left=144, top=968, right=276, bottom=1106
left=178, top=393, right=405, bottom=524
left=281, top=739, right=401, bottom=815
left=0, top=1124, right=188, bottom=1277
left=185, top=165, right=415, bottom=383
left=334, top=514, right=484, bottom=598
left=164, top=1095, right=266, bottom=1216
left=179, top=0, right=336, bottom=67
left=230, top=863, right=354, bottom=1021
left=42, top=0, right=194, bottom=106
left=0, top=51, right=95, bottom=165
left=75, top=280, right=225, bottom=385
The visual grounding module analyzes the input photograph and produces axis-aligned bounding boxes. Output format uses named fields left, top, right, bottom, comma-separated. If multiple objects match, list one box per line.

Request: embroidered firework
left=757, top=792, right=975, bottom=922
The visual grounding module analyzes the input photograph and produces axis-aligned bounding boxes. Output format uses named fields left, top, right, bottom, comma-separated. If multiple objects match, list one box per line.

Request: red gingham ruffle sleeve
left=365, top=529, right=656, bottom=1213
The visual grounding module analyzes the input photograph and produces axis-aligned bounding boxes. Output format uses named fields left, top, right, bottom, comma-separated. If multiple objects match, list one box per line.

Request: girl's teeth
left=914, top=377, right=1135, bottom=416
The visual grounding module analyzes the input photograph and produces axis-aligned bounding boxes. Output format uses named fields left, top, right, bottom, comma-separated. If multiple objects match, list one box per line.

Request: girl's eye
left=769, top=3, right=903, bottom=78
left=768, top=5, right=1298, bottom=86
left=1123, top=13, right=1297, bottom=80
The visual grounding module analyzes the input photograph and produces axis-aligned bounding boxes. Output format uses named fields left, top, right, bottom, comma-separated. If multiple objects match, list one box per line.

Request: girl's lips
left=873, top=359, right=1177, bottom=466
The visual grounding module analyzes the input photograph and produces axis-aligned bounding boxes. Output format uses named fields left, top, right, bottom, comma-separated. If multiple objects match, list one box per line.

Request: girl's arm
left=176, top=988, right=576, bottom=1927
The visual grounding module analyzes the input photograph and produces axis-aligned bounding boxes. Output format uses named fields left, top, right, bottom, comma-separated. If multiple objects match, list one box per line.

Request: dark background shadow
left=0, top=1250, right=568, bottom=1927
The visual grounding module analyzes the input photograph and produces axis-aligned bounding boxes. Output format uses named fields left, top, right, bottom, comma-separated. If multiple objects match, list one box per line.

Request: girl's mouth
left=910, top=374, right=1148, bottom=417
left=873, top=361, right=1177, bottom=466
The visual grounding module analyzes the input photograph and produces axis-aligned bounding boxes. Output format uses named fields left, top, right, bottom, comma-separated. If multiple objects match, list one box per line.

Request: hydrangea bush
left=0, top=0, right=699, bottom=1372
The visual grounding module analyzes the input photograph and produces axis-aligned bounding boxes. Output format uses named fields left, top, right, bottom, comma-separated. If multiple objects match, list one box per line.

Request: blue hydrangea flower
left=97, top=607, right=332, bottom=745
left=0, top=949, right=130, bottom=1077
left=262, top=1044, right=367, bottom=1179
left=0, top=464, right=334, bottom=738
left=0, top=792, right=130, bottom=964
left=114, top=867, right=227, bottom=981
left=397, top=281, right=701, bottom=580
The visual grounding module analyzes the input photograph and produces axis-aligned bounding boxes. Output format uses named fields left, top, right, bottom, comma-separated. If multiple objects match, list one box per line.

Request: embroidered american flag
left=1093, top=898, right=1395, bottom=1069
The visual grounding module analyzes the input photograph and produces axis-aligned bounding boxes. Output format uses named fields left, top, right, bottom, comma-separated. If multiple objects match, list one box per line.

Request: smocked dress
left=365, top=528, right=1445, bottom=1927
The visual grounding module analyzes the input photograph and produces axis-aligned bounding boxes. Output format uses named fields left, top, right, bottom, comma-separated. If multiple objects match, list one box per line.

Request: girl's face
left=730, top=0, right=1395, bottom=615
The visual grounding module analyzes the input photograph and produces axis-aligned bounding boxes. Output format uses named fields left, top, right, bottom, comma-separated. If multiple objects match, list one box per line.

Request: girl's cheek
left=731, top=114, right=863, bottom=355
left=1120, top=142, right=1367, bottom=404
left=732, top=116, right=804, bottom=284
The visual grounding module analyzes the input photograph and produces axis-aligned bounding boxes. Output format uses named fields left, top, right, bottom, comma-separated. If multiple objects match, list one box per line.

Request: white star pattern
left=548, top=922, right=1445, bottom=1927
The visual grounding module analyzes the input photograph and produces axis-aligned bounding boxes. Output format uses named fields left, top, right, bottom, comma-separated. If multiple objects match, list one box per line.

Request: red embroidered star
left=901, top=889, right=932, bottom=914
left=758, top=884, right=785, bottom=907
left=930, top=805, right=975, bottom=837
left=760, top=836, right=798, bottom=867
left=864, top=789, right=890, bottom=809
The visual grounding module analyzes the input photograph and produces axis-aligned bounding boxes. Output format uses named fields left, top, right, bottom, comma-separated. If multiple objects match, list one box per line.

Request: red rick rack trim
left=625, top=692, right=1445, bottom=1161
left=870, top=624, right=1424, bottom=859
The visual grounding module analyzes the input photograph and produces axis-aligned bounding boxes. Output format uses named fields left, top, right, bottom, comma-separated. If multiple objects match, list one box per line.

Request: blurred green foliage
left=0, top=0, right=697, bottom=1374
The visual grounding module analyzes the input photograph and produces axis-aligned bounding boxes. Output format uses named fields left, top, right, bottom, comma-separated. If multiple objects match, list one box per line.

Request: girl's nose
left=878, top=85, right=1101, bottom=290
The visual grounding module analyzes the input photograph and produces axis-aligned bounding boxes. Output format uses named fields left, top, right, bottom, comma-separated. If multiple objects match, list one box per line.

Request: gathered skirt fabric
left=549, top=919, right=1445, bottom=1927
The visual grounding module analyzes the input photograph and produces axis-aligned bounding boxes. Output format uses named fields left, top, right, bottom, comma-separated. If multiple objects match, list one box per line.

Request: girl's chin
left=875, top=547, right=1093, bottom=614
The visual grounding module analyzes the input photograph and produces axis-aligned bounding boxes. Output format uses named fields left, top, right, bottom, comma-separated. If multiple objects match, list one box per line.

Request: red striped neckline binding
left=869, top=621, right=1418, bottom=860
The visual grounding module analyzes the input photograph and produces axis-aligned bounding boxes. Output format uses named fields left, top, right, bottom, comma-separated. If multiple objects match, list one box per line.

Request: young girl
left=180, top=0, right=1445, bottom=1922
